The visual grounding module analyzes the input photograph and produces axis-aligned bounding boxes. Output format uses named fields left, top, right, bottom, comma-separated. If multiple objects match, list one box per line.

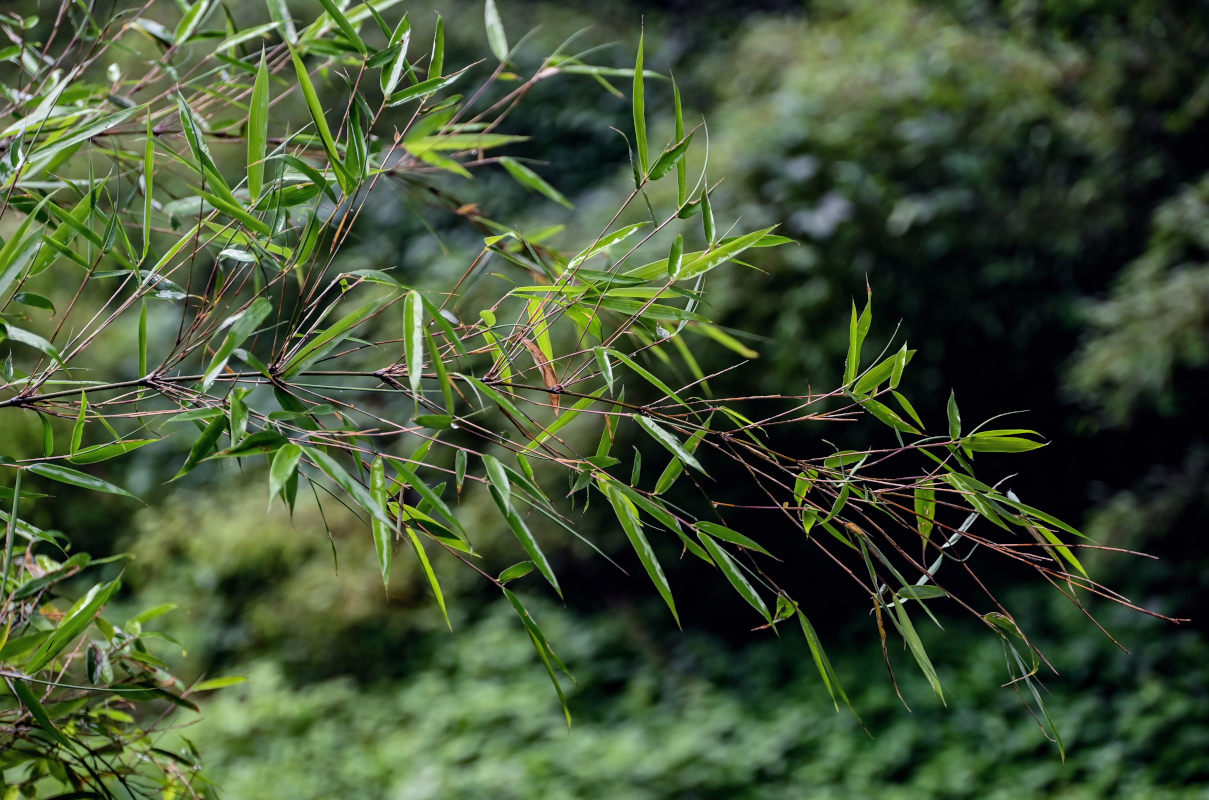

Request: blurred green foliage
left=3, top=0, right=1206, bottom=794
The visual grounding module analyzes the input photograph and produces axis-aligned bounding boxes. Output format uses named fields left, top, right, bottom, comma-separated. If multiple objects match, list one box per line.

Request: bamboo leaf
left=281, top=293, right=394, bottom=378
left=407, top=526, right=450, bottom=628
left=370, top=456, right=391, bottom=589
left=316, top=0, right=367, bottom=53
left=499, top=157, right=572, bottom=208
left=26, top=578, right=121, bottom=673
left=602, top=479, right=678, bottom=625
left=636, top=416, right=706, bottom=475
left=632, top=31, right=648, bottom=175
left=29, top=463, right=137, bottom=500
left=202, top=297, right=271, bottom=390
left=288, top=45, right=353, bottom=194
left=247, top=51, right=270, bottom=201
left=699, top=533, right=771, bottom=623
left=484, top=0, right=508, bottom=61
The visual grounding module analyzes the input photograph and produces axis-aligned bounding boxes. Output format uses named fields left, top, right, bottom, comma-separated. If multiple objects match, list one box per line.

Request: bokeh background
left=10, top=0, right=1208, bottom=796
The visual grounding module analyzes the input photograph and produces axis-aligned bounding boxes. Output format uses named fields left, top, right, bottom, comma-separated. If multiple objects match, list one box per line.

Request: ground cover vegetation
left=0, top=0, right=1205, bottom=797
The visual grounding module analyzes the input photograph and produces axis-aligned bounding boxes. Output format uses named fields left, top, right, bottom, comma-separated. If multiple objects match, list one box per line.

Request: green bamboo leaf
left=23, top=106, right=140, bottom=176
left=891, top=599, right=945, bottom=703
left=853, top=346, right=916, bottom=396
left=281, top=293, right=394, bottom=378
left=288, top=45, right=353, bottom=194
left=28, top=463, right=137, bottom=500
left=390, top=457, right=469, bottom=543
left=0, top=324, right=63, bottom=367
left=624, top=226, right=778, bottom=281
left=306, top=447, right=392, bottom=527
left=524, top=387, right=606, bottom=452
left=503, top=588, right=571, bottom=726
left=247, top=51, right=270, bottom=201
left=896, top=585, right=948, bottom=602
left=482, top=453, right=511, bottom=508
left=315, top=0, right=367, bottom=53
left=666, top=234, right=684, bottom=279
left=566, top=221, right=650, bottom=270
left=192, top=675, right=247, bottom=692
left=455, top=449, right=467, bottom=495
left=672, top=76, right=687, bottom=206
left=603, top=479, right=678, bottom=625
left=10, top=678, right=73, bottom=750
left=174, top=0, right=214, bottom=44
left=26, top=578, right=121, bottom=673
left=69, top=439, right=160, bottom=465
left=0, top=194, right=53, bottom=300
left=798, top=610, right=856, bottom=714
left=696, top=521, right=773, bottom=558
left=947, top=390, right=961, bottom=440
left=406, top=526, right=450, bottom=627
left=269, top=443, right=301, bottom=504
left=701, top=186, right=715, bottom=244
left=914, top=483, right=936, bottom=544
left=378, top=14, right=411, bottom=97
left=428, top=13, right=444, bottom=80
left=844, top=292, right=873, bottom=387
left=636, top=416, right=706, bottom=475
left=460, top=374, right=526, bottom=421
left=370, top=456, right=391, bottom=589
left=173, top=413, right=227, bottom=481
left=593, top=347, right=614, bottom=393
left=632, top=31, right=648, bottom=175
left=699, top=533, right=771, bottom=623
left=498, top=561, right=534, bottom=583
left=389, top=71, right=466, bottom=107
left=498, top=157, right=572, bottom=208
left=649, top=132, right=693, bottom=181
left=653, top=424, right=707, bottom=495
left=860, top=397, right=920, bottom=434
left=961, top=432, right=1047, bottom=453
left=404, top=290, right=424, bottom=399
left=202, top=297, right=272, bottom=390
left=607, top=349, right=689, bottom=409
left=484, top=0, right=508, bottom=61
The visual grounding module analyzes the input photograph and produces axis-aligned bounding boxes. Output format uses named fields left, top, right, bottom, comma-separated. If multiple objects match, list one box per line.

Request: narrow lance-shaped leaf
left=202, top=297, right=272, bottom=390
left=798, top=609, right=856, bottom=715
left=406, top=526, right=451, bottom=628
left=316, top=0, right=367, bottom=53
left=269, top=442, right=301, bottom=505
left=29, top=463, right=137, bottom=500
left=306, top=447, right=392, bottom=527
left=142, top=116, right=154, bottom=260
left=26, top=578, right=121, bottom=673
left=499, top=157, right=572, bottom=208
left=672, top=76, right=687, bottom=206
left=947, top=390, right=961, bottom=440
left=10, top=679, right=73, bottom=750
left=632, top=30, right=648, bottom=175
left=649, top=132, right=693, bottom=181
left=247, top=50, right=269, bottom=201
left=288, top=45, right=353, bottom=195
left=503, top=588, right=572, bottom=726
left=281, top=293, right=395, bottom=378
left=428, top=13, right=444, bottom=80
left=603, top=480, right=678, bottom=625
left=370, top=456, right=391, bottom=589
left=403, top=290, right=424, bottom=400
left=484, top=0, right=508, bottom=61
left=699, top=533, right=771, bottom=624
left=636, top=416, right=706, bottom=475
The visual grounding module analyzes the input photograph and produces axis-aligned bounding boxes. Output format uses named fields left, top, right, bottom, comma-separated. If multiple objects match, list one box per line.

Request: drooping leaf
left=602, top=479, right=678, bottom=625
